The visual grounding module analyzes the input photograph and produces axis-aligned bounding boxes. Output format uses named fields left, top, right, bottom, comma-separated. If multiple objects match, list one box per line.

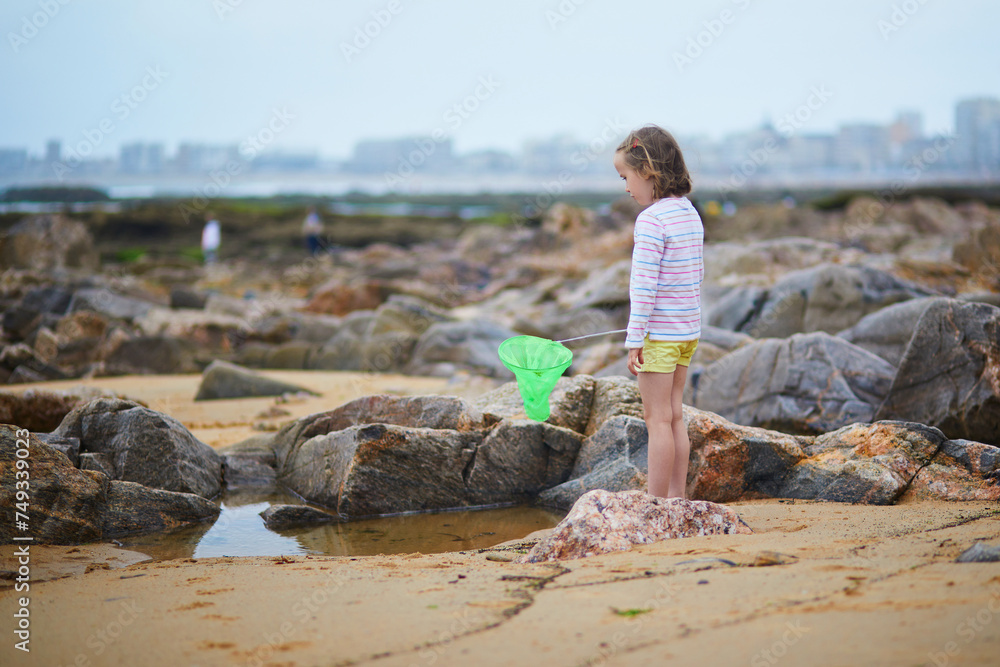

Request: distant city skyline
left=2, top=1, right=999, bottom=162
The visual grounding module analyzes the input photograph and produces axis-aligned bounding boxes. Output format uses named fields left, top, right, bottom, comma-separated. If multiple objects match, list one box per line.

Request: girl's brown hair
left=616, top=125, right=692, bottom=198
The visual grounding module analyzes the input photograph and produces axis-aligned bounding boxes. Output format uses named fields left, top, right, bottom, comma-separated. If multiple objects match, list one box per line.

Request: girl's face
left=613, top=151, right=656, bottom=207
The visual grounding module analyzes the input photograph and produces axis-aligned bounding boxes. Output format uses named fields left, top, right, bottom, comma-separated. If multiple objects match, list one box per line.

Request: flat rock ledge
left=518, top=489, right=752, bottom=563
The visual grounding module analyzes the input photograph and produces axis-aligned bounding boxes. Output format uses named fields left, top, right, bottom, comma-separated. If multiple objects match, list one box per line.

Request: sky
left=2, top=0, right=998, bottom=160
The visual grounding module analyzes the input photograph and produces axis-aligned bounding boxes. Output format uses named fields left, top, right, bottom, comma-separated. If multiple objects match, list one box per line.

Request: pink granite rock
left=518, top=489, right=752, bottom=563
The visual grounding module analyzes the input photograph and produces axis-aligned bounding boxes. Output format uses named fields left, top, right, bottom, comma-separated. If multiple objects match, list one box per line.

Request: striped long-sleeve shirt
left=625, top=196, right=704, bottom=348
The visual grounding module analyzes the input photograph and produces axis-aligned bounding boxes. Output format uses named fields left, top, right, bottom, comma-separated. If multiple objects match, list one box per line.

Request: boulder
left=779, top=421, right=944, bottom=504
left=260, top=504, right=341, bottom=529
left=875, top=300, right=1000, bottom=445
left=102, top=335, right=201, bottom=375
left=739, top=264, right=935, bottom=338
left=278, top=423, right=480, bottom=516
left=537, top=415, right=650, bottom=509
left=0, top=214, right=99, bottom=272
left=519, top=489, right=752, bottom=563
left=195, top=360, right=319, bottom=401
left=473, top=375, right=597, bottom=434
left=537, top=458, right=647, bottom=510
left=837, top=297, right=948, bottom=366
left=685, top=406, right=810, bottom=503
left=464, top=419, right=583, bottom=505
left=303, top=280, right=386, bottom=316
left=169, top=286, right=208, bottom=310
left=102, top=481, right=220, bottom=538
left=691, top=332, right=896, bottom=435
left=1, top=286, right=74, bottom=340
left=584, top=375, right=644, bottom=436
left=406, top=320, right=520, bottom=378
left=0, top=426, right=219, bottom=544
left=54, top=398, right=222, bottom=498
left=68, top=287, right=155, bottom=322
left=219, top=434, right=278, bottom=490
left=897, top=439, right=1000, bottom=502
left=0, top=425, right=107, bottom=544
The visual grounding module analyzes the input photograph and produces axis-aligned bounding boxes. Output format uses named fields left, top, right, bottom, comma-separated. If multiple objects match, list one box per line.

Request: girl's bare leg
left=667, top=365, right=690, bottom=499
left=638, top=370, right=676, bottom=498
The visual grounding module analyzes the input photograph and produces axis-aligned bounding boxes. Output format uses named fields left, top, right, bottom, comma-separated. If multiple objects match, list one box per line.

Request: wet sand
left=2, top=501, right=999, bottom=666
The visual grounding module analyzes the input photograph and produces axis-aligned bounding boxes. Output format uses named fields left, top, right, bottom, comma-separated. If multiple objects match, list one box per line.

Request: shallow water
left=116, top=490, right=565, bottom=560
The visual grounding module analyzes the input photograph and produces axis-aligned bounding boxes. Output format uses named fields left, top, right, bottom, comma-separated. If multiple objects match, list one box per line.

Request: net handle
left=554, top=328, right=627, bottom=344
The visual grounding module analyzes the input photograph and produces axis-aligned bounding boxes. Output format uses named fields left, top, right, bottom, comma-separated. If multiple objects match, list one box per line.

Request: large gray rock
left=837, top=297, right=948, bottom=366
left=691, top=332, right=896, bottom=435
left=0, top=426, right=219, bottom=544
left=738, top=264, right=935, bottom=338
left=195, top=360, right=319, bottom=401
left=407, top=320, right=520, bottom=378
left=0, top=215, right=99, bottom=272
left=464, top=419, right=583, bottom=505
left=876, top=300, right=1000, bottom=445
left=260, top=504, right=340, bottom=529
left=68, top=287, right=156, bottom=322
left=54, top=398, right=222, bottom=498
left=103, top=335, right=201, bottom=375
left=584, top=375, right=644, bottom=436
left=537, top=415, right=650, bottom=509
left=279, top=423, right=480, bottom=516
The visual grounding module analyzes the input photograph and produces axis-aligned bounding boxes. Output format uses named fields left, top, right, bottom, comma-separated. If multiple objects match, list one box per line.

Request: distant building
left=174, top=143, right=240, bottom=173
left=954, top=97, right=1000, bottom=174
left=120, top=142, right=165, bottom=174
left=350, top=137, right=454, bottom=173
left=0, top=148, right=28, bottom=174
left=835, top=124, right=890, bottom=173
left=45, top=139, right=61, bottom=164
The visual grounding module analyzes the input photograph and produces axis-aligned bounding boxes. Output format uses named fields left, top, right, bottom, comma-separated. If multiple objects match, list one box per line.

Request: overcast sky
left=2, top=0, right=998, bottom=160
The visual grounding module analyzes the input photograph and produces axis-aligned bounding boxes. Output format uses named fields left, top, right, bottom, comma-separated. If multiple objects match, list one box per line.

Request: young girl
left=613, top=125, right=704, bottom=500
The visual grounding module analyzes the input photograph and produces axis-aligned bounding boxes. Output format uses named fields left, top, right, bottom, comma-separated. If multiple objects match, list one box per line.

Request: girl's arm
left=626, top=213, right=663, bottom=348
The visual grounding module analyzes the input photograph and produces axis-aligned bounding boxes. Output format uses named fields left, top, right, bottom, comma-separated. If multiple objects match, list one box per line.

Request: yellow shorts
left=639, top=337, right=699, bottom=374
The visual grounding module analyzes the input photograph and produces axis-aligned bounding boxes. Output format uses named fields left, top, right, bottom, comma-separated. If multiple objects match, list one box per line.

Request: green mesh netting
left=497, top=335, right=573, bottom=421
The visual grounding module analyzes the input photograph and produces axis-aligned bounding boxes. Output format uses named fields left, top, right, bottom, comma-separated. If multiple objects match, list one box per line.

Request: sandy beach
left=2, top=499, right=998, bottom=666
left=3, top=374, right=1000, bottom=666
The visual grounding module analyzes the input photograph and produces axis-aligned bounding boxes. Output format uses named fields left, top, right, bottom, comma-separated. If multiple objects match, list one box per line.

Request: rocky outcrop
left=837, top=297, right=947, bottom=366
left=0, top=215, right=99, bottom=272
left=691, top=332, right=896, bottom=435
left=473, top=374, right=597, bottom=435
left=728, top=264, right=935, bottom=339
left=54, top=398, right=222, bottom=498
left=0, top=426, right=218, bottom=544
left=195, top=360, right=319, bottom=401
left=875, top=299, right=1000, bottom=445
left=405, top=320, right=520, bottom=378
left=519, top=489, right=752, bottom=563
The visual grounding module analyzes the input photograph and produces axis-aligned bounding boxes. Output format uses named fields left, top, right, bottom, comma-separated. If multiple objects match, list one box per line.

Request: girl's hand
left=627, top=348, right=643, bottom=376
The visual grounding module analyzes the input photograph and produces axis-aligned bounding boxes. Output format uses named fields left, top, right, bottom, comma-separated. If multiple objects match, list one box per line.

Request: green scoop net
left=497, top=335, right=573, bottom=421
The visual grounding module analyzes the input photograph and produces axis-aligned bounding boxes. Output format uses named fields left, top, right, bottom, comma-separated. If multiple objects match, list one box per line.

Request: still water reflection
left=117, top=489, right=565, bottom=560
